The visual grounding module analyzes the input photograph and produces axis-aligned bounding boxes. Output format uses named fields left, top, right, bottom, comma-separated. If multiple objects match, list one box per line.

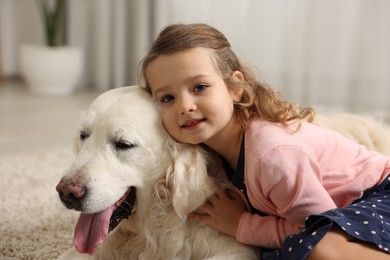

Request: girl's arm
left=190, top=146, right=338, bottom=249
left=188, top=188, right=303, bottom=249
left=237, top=212, right=302, bottom=248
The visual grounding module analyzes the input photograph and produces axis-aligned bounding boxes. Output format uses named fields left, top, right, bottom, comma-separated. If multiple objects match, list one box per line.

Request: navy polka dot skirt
left=263, top=174, right=390, bottom=260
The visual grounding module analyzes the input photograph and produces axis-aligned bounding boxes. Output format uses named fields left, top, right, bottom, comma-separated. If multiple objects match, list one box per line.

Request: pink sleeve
left=236, top=212, right=301, bottom=248
left=237, top=145, right=337, bottom=248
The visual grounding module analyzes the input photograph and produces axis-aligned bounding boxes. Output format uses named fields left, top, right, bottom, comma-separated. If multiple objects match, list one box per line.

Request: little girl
left=139, top=23, right=390, bottom=259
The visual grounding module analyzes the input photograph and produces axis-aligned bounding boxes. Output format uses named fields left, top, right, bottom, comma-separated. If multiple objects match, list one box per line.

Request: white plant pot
left=20, top=44, right=84, bottom=97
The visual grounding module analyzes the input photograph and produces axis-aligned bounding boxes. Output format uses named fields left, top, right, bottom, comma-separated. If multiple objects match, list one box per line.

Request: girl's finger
left=208, top=192, right=222, bottom=204
left=215, top=188, right=228, bottom=199
left=226, top=189, right=241, bottom=200
left=188, top=212, right=210, bottom=225
left=198, top=201, right=214, bottom=214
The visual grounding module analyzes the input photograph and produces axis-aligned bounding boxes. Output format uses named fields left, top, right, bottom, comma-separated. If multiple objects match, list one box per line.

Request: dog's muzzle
left=56, top=180, right=137, bottom=255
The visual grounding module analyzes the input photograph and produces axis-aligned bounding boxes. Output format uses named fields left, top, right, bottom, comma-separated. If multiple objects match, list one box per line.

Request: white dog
left=56, top=86, right=260, bottom=259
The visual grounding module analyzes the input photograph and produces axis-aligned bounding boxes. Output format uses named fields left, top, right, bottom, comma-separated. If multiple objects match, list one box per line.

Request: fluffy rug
left=0, top=147, right=78, bottom=260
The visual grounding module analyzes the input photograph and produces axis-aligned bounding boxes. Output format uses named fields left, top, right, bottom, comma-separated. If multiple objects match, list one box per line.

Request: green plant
left=38, top=0, right=65, bottom=47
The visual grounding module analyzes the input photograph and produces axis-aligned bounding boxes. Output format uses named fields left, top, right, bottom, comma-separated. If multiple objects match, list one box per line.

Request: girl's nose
left=179, top=97, right=196, bottom=115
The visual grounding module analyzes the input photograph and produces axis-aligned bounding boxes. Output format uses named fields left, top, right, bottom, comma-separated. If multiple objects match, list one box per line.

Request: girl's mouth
left=181, top=118, right=207, bottom=129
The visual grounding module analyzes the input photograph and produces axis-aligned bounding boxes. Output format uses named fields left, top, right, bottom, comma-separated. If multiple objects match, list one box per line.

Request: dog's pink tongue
left=73, top=206, right=114, bottom=255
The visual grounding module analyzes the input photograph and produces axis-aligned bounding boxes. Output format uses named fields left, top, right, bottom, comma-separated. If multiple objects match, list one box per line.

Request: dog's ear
left=167, top=144, right=216, bottom=218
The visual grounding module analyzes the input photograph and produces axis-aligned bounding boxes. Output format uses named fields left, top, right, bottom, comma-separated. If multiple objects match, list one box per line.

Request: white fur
left=58, top=86, right=260, bottom=260
left=315, top=113, right=390, bottom=156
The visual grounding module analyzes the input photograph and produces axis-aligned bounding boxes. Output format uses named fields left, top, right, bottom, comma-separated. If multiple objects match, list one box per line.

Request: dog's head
left=56, top=86, right=216, bottom=255
left=59, top=86, right=167, bottom=211
left=56, top=86, right=171, bottom=254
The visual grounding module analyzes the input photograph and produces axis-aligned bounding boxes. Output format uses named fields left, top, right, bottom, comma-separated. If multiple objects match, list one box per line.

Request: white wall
left=0, top=0, right=44, bottom=76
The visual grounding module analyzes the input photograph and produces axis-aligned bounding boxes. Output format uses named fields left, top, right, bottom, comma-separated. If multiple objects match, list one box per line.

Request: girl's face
left=146, top=47, right=243, bottom=146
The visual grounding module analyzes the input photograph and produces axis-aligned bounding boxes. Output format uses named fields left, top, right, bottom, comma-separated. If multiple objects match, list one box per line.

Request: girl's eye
left=161, top=95, right=174, bottom=103
left=193, top=84, right=208, bottom=92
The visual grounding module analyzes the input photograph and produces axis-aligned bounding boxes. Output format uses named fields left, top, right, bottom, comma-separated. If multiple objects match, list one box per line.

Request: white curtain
left=1, top=0, right=389, bottom=119
left=66, top=0, right=153, bottom=91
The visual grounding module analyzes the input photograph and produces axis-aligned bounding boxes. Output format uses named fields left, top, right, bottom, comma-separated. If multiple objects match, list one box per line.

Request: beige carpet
left=0, top=147, right=79, bottom=260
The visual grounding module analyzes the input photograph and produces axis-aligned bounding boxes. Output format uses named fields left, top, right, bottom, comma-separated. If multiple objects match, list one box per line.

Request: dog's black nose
left=56, top=179, right=87, bottom=211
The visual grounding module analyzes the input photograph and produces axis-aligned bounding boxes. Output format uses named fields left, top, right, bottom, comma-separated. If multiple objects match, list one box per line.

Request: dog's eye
left=80, top=131, right=89, bottom=141
left=114, top=141, right=136, bottom=150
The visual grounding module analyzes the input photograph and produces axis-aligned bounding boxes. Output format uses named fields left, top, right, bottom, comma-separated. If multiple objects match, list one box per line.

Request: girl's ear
left=232, top=70, right=244, bottom=81
left=231, top=71, right=244, bottom=102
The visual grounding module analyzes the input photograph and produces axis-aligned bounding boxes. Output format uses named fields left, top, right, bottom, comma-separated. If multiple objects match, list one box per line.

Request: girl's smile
left=181, top=118, right=207, bottom=130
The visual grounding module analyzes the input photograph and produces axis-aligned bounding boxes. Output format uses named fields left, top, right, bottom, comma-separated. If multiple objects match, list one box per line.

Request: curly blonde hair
left=139, top=23, right=315, bottom=131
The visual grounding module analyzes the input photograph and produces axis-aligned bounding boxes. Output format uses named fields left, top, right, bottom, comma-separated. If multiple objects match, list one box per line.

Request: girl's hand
left=188, top=188, right=247, bottom=238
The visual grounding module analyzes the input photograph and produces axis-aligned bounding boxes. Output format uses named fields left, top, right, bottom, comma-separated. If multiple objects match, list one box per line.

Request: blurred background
left=1, top=0, right=390, bottom=154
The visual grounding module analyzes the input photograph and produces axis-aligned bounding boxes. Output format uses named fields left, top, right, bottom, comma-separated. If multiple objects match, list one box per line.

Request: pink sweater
left=236, top=118, right=390, bottom=249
